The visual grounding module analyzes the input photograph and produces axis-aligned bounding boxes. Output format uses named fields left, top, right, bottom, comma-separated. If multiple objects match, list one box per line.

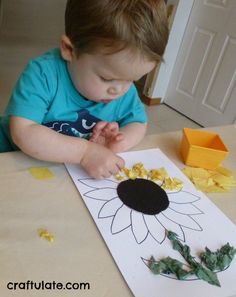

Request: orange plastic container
left=180, top=128, right=229, bottom=170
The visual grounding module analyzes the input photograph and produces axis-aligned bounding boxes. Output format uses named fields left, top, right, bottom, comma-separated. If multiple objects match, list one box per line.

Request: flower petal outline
left=84, top=188, right=117, bottom=201
left=78, top=178, right=117, bottom=189
left=98, top=198, right=123, bottom=218
left=169, top=203, right=204, bottom=215
left=168, top=190, right=201, bottom=204
left=144, top=215, right=166, bottom=243
left=156, top=213, right=185, bottom=242
left=111, top=205, right=131, bottom=234
left=162, top=208, right=203, bottom=231
left=131, top=211, right=149, bottom=244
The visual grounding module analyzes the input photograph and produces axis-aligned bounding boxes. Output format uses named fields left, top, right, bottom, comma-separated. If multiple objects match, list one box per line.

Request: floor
left=0, top=0, right=201, bottom=135
left=145, top=104, right=201, bottom=135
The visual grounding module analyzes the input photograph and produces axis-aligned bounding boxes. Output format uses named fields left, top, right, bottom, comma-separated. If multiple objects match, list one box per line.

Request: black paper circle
left=117, top=178, right=169, bottom=215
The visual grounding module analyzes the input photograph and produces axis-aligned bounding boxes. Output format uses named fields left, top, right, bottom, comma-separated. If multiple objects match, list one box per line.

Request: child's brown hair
left=65, top=0, right=169, bottom=62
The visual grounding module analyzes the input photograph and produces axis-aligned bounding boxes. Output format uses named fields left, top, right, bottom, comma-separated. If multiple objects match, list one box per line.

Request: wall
left=0, top=0, right=66, bottom=113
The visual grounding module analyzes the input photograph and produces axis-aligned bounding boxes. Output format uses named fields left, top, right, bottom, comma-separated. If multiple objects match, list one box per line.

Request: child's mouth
left=101, top=99, right=113, bottom=103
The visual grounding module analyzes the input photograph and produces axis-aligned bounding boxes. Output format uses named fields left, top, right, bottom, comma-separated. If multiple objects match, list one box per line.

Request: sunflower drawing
left=78, top=162, right=204, bottom=245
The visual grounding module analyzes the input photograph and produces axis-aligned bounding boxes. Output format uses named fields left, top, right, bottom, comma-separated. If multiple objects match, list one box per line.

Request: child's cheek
left=91, top=78, right=106, bottom=97
left=82, top=78, right=105, bottom=100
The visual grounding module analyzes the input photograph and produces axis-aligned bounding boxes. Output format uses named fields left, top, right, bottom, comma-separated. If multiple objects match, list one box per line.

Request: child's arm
left=118, top=122, right=146, bottom=150
left=90, top=121, right=146, bottom=153
left=10, top=116, right=124, bottom=179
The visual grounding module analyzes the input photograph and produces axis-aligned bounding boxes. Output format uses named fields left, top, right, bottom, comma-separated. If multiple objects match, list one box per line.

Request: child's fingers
left=116, top=156, right=125, bottom=171
left=89, top=134, right=97, bottom=142
left=93, top=121, right=108, bottom=133
left=114, top=133, right=124, bottom=142
left=106, top=122, right=119, bottom=132
left=91, top=121, right=120, bottom=143
left=90, top=121, right=108, bottom=142
left=104, top=122, right=119, bottom=137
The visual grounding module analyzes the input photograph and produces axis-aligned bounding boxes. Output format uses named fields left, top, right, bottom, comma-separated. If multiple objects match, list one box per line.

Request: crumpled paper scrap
left=38, top=228, right=54, bottom=243
left=115, top=163, right=184, bottom=191
left=182, top=166, right=236, bottom=193
left=29, top=167, right=55, bottom=180
left=162, top=177, right=183, bottom=191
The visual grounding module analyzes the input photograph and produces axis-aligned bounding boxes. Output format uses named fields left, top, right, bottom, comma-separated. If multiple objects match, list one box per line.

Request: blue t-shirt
left=0, top=48, right=147, bottom=152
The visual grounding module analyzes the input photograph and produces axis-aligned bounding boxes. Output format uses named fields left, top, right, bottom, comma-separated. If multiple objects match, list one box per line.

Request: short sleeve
left=5, top=59, right=56, bottom=124
left=116, top=84, right=147, bottom=127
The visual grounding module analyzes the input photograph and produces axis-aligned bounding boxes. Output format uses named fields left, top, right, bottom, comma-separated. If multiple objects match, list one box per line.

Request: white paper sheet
left=66, top=149, right=236, bottom=297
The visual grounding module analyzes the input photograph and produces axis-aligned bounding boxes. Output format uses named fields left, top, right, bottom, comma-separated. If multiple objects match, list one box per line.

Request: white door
left=164, top=0, right=236, bottom=126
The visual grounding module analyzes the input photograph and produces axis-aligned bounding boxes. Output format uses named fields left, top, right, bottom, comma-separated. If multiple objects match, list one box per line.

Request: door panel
left=164, top=0, right=236, bottom=126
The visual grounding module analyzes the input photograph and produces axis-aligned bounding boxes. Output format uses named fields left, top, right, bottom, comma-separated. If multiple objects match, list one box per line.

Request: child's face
left=65, top=44, right=156, bottom=103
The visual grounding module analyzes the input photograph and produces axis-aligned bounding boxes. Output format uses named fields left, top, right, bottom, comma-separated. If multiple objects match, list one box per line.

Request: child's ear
left=60, top=35, right=74, bottom=61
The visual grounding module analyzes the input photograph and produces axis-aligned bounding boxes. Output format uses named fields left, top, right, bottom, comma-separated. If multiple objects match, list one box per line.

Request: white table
left=0, top=125, right=235, bottom=296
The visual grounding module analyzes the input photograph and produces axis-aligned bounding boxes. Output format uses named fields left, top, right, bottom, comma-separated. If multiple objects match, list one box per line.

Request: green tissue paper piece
left=148, top=231, right=236, bottom=287
left=149, top=256, right=194, bottom=280
left=192, top=262, right=220, bottom=287
left=200, top=243, right=236, bottom=271
left=167, top=231, right=221, bottom=287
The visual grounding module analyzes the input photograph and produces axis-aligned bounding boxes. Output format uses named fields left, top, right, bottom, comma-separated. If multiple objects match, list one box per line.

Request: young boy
left=0, top=0, right=168, bottom=179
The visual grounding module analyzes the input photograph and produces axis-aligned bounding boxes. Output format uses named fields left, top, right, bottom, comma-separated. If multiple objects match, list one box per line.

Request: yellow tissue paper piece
left=38, top=228, right=54, bottom=243
left=114, top=174, right=125, bottom=181
left=122, top=167, right=138, bottom=180
left=215, top=166, right=233, bottom=177
left=29, top=167, right=55, bottom=180
left=148, top=167, right=169, bottom=182
left=162, top=177, right=183, bottom=191
left=182, top=166, right=236, bottom=193
left=132, top=163, right=149, bottom=178
left=121, top=163, right=148, bottom=180
left=115, top=163, right=183, bottom=191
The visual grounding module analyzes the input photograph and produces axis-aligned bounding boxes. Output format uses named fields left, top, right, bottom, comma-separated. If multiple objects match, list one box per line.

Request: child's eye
left=100, top=77, right=114, bottom=82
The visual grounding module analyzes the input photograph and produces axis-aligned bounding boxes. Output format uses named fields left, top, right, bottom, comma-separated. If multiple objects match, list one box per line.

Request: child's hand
left=90, top=121, right=124, bottom=149
left=80, top=141, right=124, bottom=179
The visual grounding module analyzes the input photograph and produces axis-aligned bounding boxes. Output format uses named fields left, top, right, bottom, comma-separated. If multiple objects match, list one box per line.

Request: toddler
left=0, top=0, right=169, bottom=179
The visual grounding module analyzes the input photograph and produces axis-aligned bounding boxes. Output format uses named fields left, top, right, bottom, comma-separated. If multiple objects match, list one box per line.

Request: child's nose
left=107, top=86, right=122, bottom=96
left=108, top=85, right=128, bottom=96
